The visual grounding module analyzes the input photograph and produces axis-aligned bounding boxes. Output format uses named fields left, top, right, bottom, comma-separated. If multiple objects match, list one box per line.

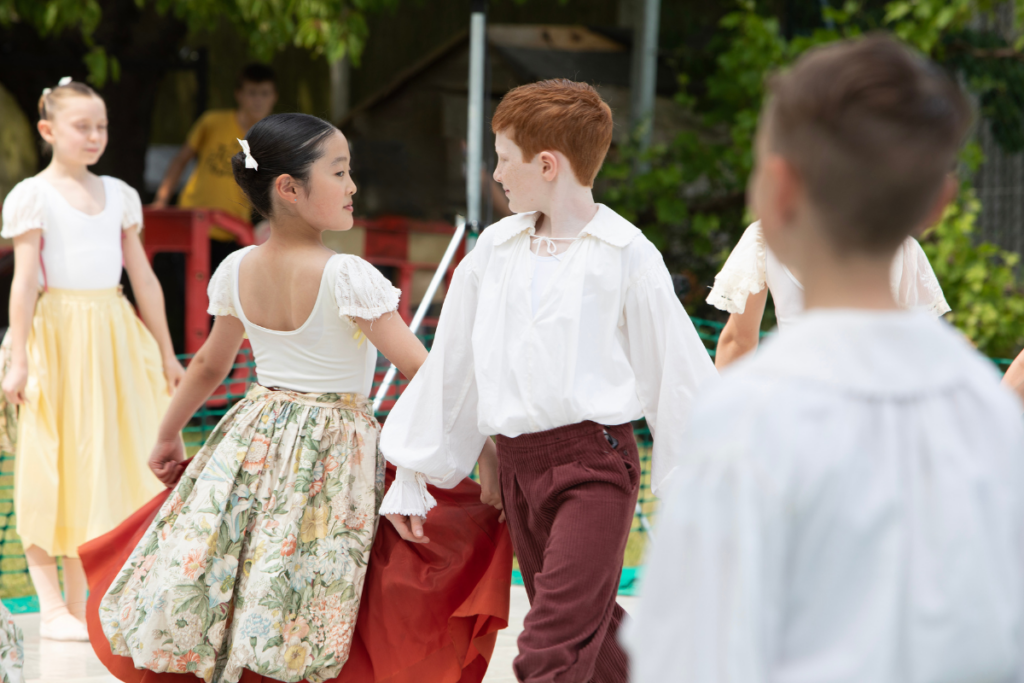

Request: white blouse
left=626, top=310, right=1024, bottom=683
left=378, top=205, right=719, bottom=517
left=1, top=175, right=143, bottom=290
left=707, top=222, right=951, bottom=329
left=207, top=247, right=400, bottom=395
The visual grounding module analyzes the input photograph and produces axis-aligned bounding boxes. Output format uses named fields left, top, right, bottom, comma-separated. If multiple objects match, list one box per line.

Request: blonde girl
left=0, top=78, right=184, bottom=642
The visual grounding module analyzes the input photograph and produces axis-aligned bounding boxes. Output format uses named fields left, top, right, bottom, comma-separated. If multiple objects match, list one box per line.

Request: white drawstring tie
left=531, top=235, right=576, bottom=256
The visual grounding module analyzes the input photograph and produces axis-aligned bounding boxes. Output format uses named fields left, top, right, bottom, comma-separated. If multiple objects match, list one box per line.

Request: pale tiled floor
left=13, top=586, right=639, bottom=683
left=485, top=588, right=639, bottom=683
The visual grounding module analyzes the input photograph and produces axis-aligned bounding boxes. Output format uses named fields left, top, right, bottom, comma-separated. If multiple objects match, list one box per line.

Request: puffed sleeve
left=378, top=251, right=488, bottom=518
left=207, top=249, right=246, bottom=318
left=333, top=256, right=401, bottom=321
left=116, top=179, right=144, bottom=233
left=624, top=244, right=719, bottom=495
left=1, top=179, right=47, bottom=239
left=625, top=391, right=784, bottom=683
left=706, top=221, right=768, bottom=314
left=891, top=237, right=950, bottom=317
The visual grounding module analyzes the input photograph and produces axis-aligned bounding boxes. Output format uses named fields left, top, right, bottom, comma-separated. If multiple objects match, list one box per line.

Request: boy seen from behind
left=628, top=35, right=1024, bottom=683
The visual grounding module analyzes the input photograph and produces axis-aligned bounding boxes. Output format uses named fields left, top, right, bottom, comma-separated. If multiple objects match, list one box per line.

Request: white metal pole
left=372, top=216, right=467, bottom=414
left=465, top=0, right=487, bottom=251
left=630, top=0, right=661, bottom=172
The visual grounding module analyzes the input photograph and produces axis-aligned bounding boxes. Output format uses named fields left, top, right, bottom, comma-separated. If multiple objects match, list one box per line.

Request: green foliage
left=0, top=0, right=399, bottom=86
left=921, top=192, right=1024, bottom=358
left=600, top=0, right=1024, bottom=356
left=945, top=29, right=1024, bottom=153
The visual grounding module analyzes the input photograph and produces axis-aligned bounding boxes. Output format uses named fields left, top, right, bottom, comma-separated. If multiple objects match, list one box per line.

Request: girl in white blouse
left=0, top=79, right=182, bottom=642
left=94, top=114, right=510, bottom=683
left=708, top=220, right=950, bottom=368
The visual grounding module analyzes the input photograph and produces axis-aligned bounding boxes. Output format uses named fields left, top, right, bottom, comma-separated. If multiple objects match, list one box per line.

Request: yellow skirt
left=8, top=287, right=168, bottom=557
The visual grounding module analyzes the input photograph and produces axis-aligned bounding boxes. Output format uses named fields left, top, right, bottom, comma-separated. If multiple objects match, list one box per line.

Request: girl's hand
left=477, top=439, right=505, bottom=522
left=149, top=436, right=185, bottom=487
left=385, top=514, right=430, bottom=544
left=2, top=362, right=28, bottom=406
left=163, top=356, right=186, bottom=394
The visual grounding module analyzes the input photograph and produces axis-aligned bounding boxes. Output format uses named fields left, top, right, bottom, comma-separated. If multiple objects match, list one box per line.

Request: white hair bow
left=41, top=76, right=73, bottom=96
left=237, top=138, right=258, bottom=171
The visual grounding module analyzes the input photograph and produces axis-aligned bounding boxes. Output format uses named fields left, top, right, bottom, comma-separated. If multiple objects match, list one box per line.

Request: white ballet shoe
left=39, top=613, right=89, bottom=642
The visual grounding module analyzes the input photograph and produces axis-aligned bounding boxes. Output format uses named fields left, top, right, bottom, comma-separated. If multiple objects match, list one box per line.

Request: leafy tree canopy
left=0, top=0, right=398, bottom=86
left=601, top=0, right=1024, bottom=357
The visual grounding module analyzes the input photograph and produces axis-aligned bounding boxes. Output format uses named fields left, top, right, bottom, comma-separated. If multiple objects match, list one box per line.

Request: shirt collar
left=744, top=310, right=992, bottom=397
left=488, top=204, right=641, bottom=248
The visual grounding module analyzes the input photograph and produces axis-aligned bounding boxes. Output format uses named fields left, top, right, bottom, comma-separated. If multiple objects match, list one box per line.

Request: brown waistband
left=496, top=421, right=635, bottom=469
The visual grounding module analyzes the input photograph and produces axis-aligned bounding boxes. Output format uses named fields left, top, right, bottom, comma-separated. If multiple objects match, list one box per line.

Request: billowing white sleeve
left=625, top=408, right=782, bottom=683
left=892, top=237, right=950, bottom=317
left=625, top=252, right=718, bottom=496
left=378, top=255, right=488, bottom=518
left=706, top=221, right=768, bottom=314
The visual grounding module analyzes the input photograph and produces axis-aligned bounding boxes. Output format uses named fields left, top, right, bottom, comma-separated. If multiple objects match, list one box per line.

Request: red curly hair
left=491, top=79, right=613, bottom=187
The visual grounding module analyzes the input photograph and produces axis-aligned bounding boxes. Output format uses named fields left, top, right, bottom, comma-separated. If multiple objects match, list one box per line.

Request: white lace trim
left=927, top=297, right=952, bottom=317
left=706, top=222, right=768, bottom=314
left=333, top=255, right=401, bottom=321
left=919, top=250, right=951, bottom=318
left=378, top=473, right=438, bottom=517
left=117, top=178, right=144, bottom=234
left=0, top=178, right=46, bottom=239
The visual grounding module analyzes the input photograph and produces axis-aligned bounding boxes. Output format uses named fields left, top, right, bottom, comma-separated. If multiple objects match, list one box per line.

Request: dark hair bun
left=231, top=113, right=337, bottom=219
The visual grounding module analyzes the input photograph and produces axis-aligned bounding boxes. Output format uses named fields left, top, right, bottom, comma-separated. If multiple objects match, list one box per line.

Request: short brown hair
left=37, top=79, right=101, bottom=121
left=765, top=33, right=972, bottom=253
left=492, top=79, right=613, bottom=187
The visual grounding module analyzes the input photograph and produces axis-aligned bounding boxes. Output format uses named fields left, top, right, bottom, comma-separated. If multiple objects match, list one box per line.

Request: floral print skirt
left=99, top=385, right=384, bottom=683
left=0, top=602, right=23, bottom=683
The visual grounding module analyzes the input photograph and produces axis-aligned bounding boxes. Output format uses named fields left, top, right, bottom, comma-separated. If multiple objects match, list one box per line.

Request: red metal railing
left=0, top=206, right=465, bottom=351
left=358, top=216, right=465, bottom=327
left=141, top=208, right=256, bottom=353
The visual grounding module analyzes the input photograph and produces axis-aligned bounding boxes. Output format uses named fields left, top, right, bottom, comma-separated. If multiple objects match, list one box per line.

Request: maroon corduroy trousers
left=497, top=420, right=640, bottom=683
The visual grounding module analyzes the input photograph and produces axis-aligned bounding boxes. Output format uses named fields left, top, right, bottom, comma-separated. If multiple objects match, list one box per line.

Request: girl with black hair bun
left=81, top=113, right=512, bottom=683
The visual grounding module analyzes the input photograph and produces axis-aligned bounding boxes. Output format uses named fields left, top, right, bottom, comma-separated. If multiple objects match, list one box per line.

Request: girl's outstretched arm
left=1001, top=348, right=1024, bottom=404
left=355, top=312, right=427, bottom=380
left=715, top=287, right=768, bottom=370
left=148, top=315, right=245, bottom=486
left=1, top=230, right=41, bottom=405
left=122, top=228, right=186, bottom=393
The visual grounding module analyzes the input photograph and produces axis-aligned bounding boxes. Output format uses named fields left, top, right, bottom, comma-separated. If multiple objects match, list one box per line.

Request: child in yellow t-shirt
left=152, top=63, right=277, bottom=262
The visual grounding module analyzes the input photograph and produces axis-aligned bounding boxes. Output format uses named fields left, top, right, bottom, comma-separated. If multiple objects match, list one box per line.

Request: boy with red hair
left=378, top=78, right=717, bottom=682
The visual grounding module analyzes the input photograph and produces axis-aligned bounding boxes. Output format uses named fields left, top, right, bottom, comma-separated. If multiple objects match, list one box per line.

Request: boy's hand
left=149, top=436, right=185, bottom=487
left=477, top=438, right=505, bottom=522
left=385, top=514, right=429, bottom=544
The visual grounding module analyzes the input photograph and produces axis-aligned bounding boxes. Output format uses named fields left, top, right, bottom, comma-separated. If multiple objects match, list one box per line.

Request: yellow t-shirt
left=179, top=110, right=250, bottom=242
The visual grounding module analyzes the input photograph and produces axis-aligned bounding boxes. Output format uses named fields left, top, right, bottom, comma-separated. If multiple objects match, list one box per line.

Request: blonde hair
left=37, top=80, right=101, bottom=121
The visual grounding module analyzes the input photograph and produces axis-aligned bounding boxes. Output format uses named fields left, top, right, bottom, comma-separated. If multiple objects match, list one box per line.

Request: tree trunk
left=0, top=0, right=188, bottom=193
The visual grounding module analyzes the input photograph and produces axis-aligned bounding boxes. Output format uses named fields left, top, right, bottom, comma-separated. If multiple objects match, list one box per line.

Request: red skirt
left=81, top=462, right=513, bottom=683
